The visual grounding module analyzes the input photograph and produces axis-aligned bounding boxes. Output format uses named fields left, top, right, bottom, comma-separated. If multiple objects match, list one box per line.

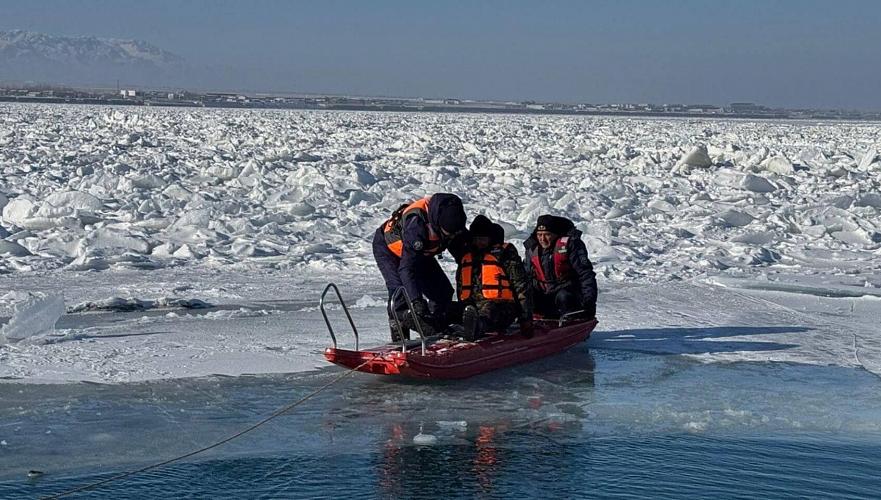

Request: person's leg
left=479, top=301, right=516, bottom=333
left=555, top=288, right=595, bottom=319
left=446, top=300, right=466, bottom=326
left=533, top=292, right=547, bottom=317
left=462, top=303, right=480, bottom=341
left=373, top=229, right=408, bottom=340
left=416, top=257, right=454, bottom=322
left=373, top=229, right=404, bottom=309
left=473, top=301, right=493, bottom=337
left=554, top=288, right=582, bottom=317
left=533, top=291, right=559, bottom=318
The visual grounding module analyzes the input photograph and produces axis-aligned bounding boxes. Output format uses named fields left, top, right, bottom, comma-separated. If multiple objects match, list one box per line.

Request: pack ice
left=0, top=103, right=880, bottom=382
left=0, top=105, right=878, bottom=278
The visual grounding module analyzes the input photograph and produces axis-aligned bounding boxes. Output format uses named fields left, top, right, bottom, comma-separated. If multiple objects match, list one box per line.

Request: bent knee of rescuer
left=554, top=288, right=580, bottom=312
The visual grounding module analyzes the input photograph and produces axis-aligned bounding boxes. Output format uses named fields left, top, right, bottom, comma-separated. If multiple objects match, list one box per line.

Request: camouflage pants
left=450, top=300, right=518, bottom=334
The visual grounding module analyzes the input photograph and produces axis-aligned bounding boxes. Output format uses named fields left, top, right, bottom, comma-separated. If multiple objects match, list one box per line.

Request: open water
left=3, top=348, right=881, bottom=499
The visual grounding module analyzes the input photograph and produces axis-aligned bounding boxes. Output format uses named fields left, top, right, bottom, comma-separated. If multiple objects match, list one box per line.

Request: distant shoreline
left=2, top=93, right=878, bottom=122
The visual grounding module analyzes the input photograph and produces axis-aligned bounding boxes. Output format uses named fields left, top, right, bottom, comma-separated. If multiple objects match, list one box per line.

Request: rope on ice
left=42, top=354, right=379, bottom=499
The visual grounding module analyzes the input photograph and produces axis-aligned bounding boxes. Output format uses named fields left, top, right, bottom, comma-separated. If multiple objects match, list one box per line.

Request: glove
left=519, top=317, right=534, bottom=338
left=582, top=302, right=596, bottom=320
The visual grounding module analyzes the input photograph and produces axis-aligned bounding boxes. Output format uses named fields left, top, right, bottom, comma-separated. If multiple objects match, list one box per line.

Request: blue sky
left=3, top=0, right=880, bottom=109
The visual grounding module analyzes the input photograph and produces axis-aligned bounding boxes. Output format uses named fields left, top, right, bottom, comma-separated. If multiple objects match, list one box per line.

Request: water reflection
left=473, top=424, right=499, bottom=493
left=378, top=423, right=405, bottom=496
left=368, top=351, right=597, bottom=498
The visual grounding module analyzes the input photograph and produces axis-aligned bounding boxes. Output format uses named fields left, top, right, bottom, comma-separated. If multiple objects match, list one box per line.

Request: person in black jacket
left=523, top=214, right=597, bottom=320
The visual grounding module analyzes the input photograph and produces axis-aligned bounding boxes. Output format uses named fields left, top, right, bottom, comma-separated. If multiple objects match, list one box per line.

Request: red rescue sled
left=319, top=284, right=597, bottom=380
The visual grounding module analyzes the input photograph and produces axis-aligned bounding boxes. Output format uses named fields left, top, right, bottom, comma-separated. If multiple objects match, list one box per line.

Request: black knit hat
left=469, top=214, right=494, bottom=237
left=489, top=223, right=505, bottom=245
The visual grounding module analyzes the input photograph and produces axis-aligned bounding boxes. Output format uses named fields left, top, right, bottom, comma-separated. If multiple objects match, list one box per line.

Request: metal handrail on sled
left=320, top=283, right=359, bottom=351
left=533, top=309, right=588, bottom=327
left=389, top=286, right=427, bottom=355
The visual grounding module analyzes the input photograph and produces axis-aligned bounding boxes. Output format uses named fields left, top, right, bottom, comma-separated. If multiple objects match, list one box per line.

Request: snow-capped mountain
left=0, top=30, right=186, bottom=85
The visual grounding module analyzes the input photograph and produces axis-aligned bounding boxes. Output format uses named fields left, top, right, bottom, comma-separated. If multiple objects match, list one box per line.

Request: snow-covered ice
left=1, top=103, right=880, bottom=383
left=0, top=293, right=63, bottom=343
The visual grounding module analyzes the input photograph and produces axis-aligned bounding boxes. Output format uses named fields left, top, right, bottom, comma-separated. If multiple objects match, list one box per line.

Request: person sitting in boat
left=455, top=215, right=533, bottom=341
left=523, top=214, right=598, bottom=320
left=373, top=193, right=469, bottom=341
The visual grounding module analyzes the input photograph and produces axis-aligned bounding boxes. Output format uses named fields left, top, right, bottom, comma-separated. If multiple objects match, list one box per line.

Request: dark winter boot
left=403, top=313, right=440, bottom=337
left=462, top=305, right=481, bottom=342
left=389, top=318, right=410, bottom=342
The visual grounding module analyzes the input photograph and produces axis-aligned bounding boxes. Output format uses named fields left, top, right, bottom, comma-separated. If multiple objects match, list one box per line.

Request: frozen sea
left=2, top=104, right=881, bottom=497
left=4, top=349, right=881, bottom=498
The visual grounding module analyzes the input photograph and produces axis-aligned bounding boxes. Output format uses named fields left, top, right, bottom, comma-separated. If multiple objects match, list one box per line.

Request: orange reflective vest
left=382, top=197, right=443, bottom=257
left=457, top=245, right=515, bottom=302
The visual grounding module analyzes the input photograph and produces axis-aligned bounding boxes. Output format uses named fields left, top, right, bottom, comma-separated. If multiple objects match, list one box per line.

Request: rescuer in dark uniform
left=372, top=193, right=468, bottom=341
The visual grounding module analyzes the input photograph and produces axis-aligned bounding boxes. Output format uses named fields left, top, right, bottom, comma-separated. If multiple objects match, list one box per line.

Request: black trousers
left=534, top=288, right=595, bottom=319
left=372, top=228, right=453, bottom=319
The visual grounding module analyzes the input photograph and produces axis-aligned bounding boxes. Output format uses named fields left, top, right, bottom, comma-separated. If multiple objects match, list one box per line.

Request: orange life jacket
left=457, top=244, right=515, bottom=302
left=382, top=197, right=443, bottom=257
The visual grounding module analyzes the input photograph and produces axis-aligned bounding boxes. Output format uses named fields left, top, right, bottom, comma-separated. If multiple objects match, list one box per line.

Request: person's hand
left=519, top=317, right=534, bottom=338
left=581, top=302, right=596, bottom=320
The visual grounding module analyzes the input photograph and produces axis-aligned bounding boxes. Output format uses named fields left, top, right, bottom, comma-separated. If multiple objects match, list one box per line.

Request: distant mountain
left=0, top=30, right=187, bottom=86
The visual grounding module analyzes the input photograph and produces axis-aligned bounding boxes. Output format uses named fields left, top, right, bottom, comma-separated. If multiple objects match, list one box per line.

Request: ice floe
left=0, top=293, right=64, bottom=343
left=67, top=296, right=211, bottom=313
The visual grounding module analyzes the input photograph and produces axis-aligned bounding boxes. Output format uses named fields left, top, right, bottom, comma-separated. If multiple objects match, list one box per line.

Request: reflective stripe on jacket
left=382, top=197, right=442, bottom=257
